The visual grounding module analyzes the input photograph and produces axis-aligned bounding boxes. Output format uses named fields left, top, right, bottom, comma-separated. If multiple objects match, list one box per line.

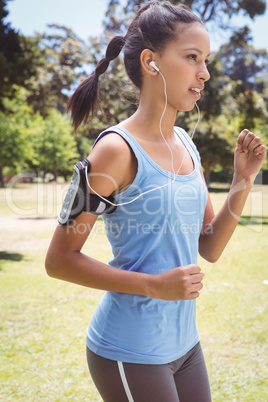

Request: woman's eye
left=188, top=54, right=197, bottom=61
left=205, top=59, right=210, bottom=66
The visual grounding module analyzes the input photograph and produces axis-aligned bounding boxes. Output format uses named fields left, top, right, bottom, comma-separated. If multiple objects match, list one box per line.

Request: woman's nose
left=197, top=65, right=210, bottom=82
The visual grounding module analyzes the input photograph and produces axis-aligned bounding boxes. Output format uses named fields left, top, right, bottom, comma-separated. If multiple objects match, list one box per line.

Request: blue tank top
left=86, top=125, right=208, bottom=364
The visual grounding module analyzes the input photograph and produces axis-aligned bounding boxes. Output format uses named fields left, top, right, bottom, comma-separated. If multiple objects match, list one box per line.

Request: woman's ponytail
left=67, top=35, right=125, bottom=131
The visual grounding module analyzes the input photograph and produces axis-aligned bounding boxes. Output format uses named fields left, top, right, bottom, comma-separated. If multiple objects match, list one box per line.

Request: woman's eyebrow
left=183, top=47, right=210, bottom=57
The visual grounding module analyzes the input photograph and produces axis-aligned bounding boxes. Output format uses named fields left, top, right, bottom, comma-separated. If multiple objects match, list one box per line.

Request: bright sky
left=6, top=0, right=268, bottom=52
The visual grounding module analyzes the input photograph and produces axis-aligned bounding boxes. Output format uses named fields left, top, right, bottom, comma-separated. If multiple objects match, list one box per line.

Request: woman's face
left=157, top=22, right=211, bottom=112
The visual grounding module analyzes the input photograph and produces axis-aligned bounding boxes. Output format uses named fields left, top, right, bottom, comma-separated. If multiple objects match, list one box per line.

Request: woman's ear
left=140, top=49, right=158, bottom=75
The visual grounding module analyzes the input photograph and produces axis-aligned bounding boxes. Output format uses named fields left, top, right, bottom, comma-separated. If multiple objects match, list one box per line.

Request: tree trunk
left=0, top=165, right=4, bottom=187
left=204, top=167, right=211, bottom=188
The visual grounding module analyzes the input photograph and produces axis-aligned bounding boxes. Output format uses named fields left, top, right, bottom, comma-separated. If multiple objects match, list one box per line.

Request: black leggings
left=86, top=342, right=211, bottom=402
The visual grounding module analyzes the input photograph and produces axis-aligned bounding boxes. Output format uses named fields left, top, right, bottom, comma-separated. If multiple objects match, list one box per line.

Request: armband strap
left=57, top=158, right=117, bottom=225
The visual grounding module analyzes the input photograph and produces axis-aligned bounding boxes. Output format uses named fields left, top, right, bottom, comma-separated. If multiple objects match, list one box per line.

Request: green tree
left=218, top=27, right=268, bottom=92
left=216, top=33, right=268, bottom=138
left=0, top=87, right=80, bottom=185
left=0, top=87, right=40, bottom=186
left=26, top=25, right=90, bottom=117
left=30, top=109, right=79, bottom=181
left=193, top=114, right=238, bottom=186
left=0, top=0, right=44, bottom=112
left=231, top=83, right=267, bottom=131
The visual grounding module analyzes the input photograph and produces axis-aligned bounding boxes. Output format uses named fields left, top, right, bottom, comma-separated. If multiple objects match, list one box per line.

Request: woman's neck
left=120, top=101, right=177, bottom=142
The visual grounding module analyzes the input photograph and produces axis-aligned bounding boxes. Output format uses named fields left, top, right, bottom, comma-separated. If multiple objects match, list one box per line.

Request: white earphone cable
left=158, top=69, right=175, bottom=177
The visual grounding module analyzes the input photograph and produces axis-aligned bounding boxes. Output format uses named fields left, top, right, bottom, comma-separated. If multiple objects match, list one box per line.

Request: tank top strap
left=93, top=125, right=147, bottom=167
left=174, top=127, right=201, bottom=168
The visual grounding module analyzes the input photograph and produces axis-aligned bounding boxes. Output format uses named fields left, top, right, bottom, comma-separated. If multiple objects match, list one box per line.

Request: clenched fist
left=235, top=129, right=267, bottom=182
left=149, top=264, right=205, bottom=301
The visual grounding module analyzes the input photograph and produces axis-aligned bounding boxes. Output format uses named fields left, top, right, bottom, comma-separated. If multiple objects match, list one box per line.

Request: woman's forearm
left=45, top=245, right=152, bottom=297
left=45, top=227, right=204, bottom=301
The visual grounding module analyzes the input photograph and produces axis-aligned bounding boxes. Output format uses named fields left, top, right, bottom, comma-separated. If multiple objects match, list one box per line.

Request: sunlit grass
left=0, top=183, right=267, bottom=401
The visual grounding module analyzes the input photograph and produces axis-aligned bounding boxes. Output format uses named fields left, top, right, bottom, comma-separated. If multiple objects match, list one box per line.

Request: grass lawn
left=0, top=182, right=267, bottom=401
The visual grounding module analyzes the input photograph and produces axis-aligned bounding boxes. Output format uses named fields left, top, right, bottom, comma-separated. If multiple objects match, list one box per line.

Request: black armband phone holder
left=57, top=158, right=117, bottom=225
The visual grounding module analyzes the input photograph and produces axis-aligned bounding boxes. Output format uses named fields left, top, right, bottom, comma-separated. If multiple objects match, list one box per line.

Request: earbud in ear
left=149, top=61, right=159, bottom=72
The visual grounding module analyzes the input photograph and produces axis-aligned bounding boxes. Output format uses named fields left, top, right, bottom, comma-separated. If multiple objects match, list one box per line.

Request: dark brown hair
left=68, top=1, right=203, bottom=131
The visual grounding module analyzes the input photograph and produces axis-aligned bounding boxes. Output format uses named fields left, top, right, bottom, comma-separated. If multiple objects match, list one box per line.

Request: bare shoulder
left=92, top=132, right=132, bottom=158
left=87, top=132, right=137, bottom=196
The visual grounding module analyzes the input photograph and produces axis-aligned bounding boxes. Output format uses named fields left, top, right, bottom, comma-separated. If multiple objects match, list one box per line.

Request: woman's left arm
left=199, top=129, right=267, bottom=263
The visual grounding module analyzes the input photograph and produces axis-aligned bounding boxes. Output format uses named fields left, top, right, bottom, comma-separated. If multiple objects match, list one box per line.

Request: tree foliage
left=26, top=25, right=89, bottom=116
left=29, top=109, right=79, bottom=180
left=0, top=0, right=43, bottom=112
left=218, top=28, right=268, bottom=90
left=0, top=88, right=38, bottom=186
left=104, top=0, right=266, bottom=32
left=0, top=88, right=80, bottom=186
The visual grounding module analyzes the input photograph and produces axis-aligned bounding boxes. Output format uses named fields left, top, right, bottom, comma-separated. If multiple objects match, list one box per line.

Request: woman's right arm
left=45, top=218, right=203, bottom=301
left=45, top=133, right=153, bottom=295
left=45, top=134, right=204, bottom=301
left=45, top=211, right=156, bottom=296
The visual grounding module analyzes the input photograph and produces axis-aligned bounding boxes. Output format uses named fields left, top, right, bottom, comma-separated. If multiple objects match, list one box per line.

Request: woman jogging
left=45, top=2, right=267, bottom=401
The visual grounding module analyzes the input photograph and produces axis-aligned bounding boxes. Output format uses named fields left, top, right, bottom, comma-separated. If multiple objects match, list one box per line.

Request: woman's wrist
left=232, top=172, right=254, bottom=189
left=141, top=273, right=158, bottom=299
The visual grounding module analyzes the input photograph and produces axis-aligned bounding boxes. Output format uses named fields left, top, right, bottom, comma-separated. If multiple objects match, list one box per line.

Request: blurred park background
left=0, top=0, right=268, bottom=401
